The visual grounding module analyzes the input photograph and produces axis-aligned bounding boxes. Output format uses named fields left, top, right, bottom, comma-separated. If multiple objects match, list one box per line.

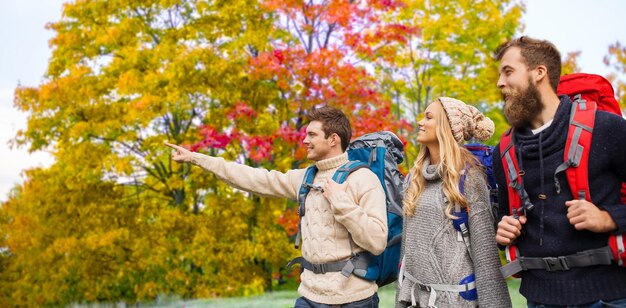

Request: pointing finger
left=164, top=142, right=182, bottom=150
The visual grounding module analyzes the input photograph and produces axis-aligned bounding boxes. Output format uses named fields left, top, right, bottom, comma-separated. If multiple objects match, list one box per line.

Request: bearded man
left=493, top=37, right=626, bottom=307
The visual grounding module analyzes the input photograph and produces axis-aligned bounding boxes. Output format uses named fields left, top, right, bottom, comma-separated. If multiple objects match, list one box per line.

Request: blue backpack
left=447, top=143, right=497, bottom=301
left=452, top=143, right=498, bottom=238
left=464, top=143, right=498, bottom=222
left=288, top=131, right=405, bottom=287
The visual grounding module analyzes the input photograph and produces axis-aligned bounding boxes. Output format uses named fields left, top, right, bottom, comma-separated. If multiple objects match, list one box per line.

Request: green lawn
left=155, top=278, right=525, bottom=308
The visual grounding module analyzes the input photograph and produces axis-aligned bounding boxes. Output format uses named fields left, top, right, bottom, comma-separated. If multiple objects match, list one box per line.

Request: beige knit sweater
left=190, top=151, right=388, bottom=304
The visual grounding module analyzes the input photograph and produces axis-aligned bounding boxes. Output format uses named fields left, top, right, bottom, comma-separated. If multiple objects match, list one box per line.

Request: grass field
left=144, top=278, right=525, bottom=308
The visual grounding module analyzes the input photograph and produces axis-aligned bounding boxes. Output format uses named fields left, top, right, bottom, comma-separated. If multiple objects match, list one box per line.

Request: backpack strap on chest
left=453, top=166, right=472, bottom=261
left=499, top=128, right=533, bottom=276
left=332, top=160, right=370, bottom=260
left=500, top=129, right=535, bottom=217
left=290, top=161, right=372, bottom=278
left=332, top=160, right=369, bottom=184
left=553, top=95, right=597, bottom=200
left=295, top=165, right=318, bottom=249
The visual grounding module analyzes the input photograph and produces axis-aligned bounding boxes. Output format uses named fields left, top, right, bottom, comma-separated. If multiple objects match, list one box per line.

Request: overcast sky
left=1, top=0, right=625, bottom=201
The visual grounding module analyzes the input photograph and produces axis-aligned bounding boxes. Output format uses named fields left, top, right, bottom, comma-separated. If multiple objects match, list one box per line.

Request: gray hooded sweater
left=396, top=159, right=511, bottom=308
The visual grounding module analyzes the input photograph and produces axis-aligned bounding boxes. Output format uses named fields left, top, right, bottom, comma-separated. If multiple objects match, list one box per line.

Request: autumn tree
left=561, top=51, right=583, bottom=76
left=605, top=41, right=626, bottom=110
left=3, top=0, right=293, bottom=304
left=370, top=0, right=523, bottom=150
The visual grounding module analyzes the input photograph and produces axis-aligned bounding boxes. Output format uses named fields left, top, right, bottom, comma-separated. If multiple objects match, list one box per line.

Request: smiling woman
left=415, top=102, right=441, bottom=147
left=398, top=97, right=508, bottom=308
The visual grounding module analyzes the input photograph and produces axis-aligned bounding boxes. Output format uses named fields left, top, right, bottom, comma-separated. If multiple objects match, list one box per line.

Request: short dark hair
left=496, top=36, right=562, bottom=92
left=307, top=106, right=352, bottom=152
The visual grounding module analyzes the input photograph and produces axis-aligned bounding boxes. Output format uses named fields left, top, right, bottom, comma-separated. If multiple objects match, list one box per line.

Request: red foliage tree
left=191, top=0, right=416, bottom=246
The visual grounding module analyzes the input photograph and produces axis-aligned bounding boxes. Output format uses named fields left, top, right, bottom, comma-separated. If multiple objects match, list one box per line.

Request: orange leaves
left=323, top=1, right=360, bottom=27
left=211, top=0, right=416, bottom=169
left=276, top=208, right=298, bottom=236
left=131, top=94, right=159, bottom=111
left=226, top=102, right=257, bottom=120
left=117, top=70, right=142, bottom=94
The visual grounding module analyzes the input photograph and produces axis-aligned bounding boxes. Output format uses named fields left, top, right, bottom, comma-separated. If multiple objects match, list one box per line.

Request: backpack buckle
left=543, top=256, right=570, bottom=271
left=312, top=263, right=327, bottom=274
left=418, top=284, right=431, bottom=292
left=303, top=183, right=324, bottom=193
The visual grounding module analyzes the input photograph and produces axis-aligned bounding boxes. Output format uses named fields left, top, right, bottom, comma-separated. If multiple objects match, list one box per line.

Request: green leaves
left=378, top=0, right=524, bottom=145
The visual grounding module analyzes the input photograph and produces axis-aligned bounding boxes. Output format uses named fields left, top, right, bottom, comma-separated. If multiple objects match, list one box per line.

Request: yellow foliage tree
left=376, top=0, right=524, bottom=151
left=3, top=0, right=293, bottom=305
left=605, top=41, right=626, bottom=109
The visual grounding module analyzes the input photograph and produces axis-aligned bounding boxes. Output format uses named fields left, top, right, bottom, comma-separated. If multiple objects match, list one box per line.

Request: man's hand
left=496, top=215, right=527, bottom=246
left=322, top=178, right=348, bottom=200
left=164, top=142, right=194, bottom=163
left=565, top=199, right=617, bottom=233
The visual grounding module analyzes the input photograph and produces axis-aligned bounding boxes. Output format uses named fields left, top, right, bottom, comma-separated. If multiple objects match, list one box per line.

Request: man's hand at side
left=496, top=215, right=527, bottom=246
left=566, top=199, right=617, bottom=233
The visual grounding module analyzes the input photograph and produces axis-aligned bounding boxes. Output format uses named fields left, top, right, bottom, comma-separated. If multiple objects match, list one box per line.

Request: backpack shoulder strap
left=553, top=95, right=597, bottom=200
left=499, top=129, right=534, bottom=217
left=298, top=165, right=318, bottom=211
left=459, top=164, right=471, bottom=196
left=553, top=97, right=626, bottom=268
left=453, top=164, right=473, bottom=261
left=295, top=165, right=318, bottom=249
left=499, top=129, right=526, bottom=269
left=332, top=161, right=369, bottom=184
left=330, top=160, right=370, bottom=260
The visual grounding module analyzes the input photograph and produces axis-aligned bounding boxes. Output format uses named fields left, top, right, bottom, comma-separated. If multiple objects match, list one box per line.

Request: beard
left=502, top=80, right=543, bottom=129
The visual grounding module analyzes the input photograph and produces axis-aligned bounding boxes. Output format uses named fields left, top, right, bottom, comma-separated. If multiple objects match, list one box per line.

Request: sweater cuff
left=603, top=204, right=626, bottom=234
left=191, top=151, right=210, bottom=164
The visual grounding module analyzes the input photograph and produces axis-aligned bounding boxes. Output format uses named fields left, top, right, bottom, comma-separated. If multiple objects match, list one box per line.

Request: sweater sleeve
left=190, top=152, right=303, bottom=200
left=600, top=113, right=626, bottom=234
left=326, top=168, right=388, bottom=255
left=466, top=169, right=512, bottom=308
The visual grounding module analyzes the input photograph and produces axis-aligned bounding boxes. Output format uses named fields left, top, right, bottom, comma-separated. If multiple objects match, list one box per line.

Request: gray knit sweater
left=396, top=159, right=511, bottom=308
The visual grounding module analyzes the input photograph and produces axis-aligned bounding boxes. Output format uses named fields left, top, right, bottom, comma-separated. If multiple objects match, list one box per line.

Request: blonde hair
left=403, top=100, right=482, bottom=218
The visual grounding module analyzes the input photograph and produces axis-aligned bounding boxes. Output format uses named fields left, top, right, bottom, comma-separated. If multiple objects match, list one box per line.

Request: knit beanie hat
left=437, top=97, right=495, bottom=143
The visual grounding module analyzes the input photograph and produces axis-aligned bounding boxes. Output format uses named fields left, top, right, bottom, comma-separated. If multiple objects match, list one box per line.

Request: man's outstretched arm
left=165, top=142, right=303, bottom=200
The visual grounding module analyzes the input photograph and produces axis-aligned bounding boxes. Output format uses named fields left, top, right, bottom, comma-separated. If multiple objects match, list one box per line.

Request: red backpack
left=557, top=73, right=626, bottom=202
left=499, top=73, right=626, bottom=278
